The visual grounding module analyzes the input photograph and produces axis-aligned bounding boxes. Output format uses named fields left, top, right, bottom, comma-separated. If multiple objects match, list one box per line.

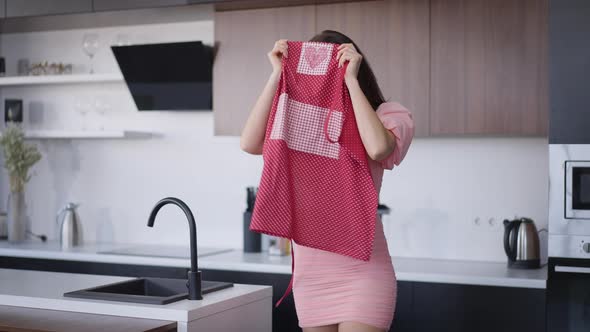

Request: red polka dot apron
left=249, top=41, right=379, bottom=307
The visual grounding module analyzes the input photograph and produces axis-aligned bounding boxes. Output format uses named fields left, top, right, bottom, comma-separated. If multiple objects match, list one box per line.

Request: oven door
left=566, top=161, right=590, bottom=219
left=547, top=257, right=590, bottom=331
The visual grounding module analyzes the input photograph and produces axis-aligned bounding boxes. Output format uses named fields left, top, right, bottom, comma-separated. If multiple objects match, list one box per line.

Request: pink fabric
left=368, top=101, right=415, bottom=192
left=293, top=217, right=396, bottom=330
left=292, top=102, right=414, bottom=330
left=375, top=101, right=415, bottom=170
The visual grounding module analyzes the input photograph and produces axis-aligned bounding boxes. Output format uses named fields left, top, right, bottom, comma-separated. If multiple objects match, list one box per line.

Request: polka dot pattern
left=250, top=40, right=379, bottom=262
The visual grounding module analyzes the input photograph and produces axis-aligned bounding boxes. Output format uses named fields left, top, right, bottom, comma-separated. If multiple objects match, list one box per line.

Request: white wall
left=0, top=5, right=549, bottom=263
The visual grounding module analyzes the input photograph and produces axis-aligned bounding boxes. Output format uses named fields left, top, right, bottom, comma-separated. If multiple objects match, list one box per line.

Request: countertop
left=0, top=241, right=547, bottom=289
left=0, top=268, right=272, bottom=323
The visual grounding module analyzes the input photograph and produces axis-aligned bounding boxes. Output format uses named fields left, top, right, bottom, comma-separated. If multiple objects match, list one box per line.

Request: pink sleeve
left=375, top=101, right=415, bottom=170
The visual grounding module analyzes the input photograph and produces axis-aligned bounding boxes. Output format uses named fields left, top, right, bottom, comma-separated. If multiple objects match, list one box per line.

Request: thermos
left=243, top=187, right=261, bottom=253
left=56, top=203, right=83, bottom=249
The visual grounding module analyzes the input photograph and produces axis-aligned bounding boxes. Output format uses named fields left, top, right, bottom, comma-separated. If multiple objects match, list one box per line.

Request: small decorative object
left=28, top=61, right=73, bottom=75
left=268, top=237, right=291, bottom=256
left=82, top=33, right=100, bottom=74
left=0, top=124, right=42, bottom=242
left=4, top=99, right=23, bottom=124
left=0, top=57, right=5, bottom=77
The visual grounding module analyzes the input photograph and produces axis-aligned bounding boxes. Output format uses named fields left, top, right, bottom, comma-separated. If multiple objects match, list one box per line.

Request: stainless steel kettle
left=56, top=203, right=83, bottom=249
left=503, top=217, right=540, bottom=269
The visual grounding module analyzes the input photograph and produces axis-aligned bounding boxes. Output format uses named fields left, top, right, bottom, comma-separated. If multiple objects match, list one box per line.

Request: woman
left=240, top=30, right=414, bottom=332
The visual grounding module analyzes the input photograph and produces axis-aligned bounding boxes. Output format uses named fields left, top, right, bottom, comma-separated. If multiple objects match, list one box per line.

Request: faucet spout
left=147, top=197, right=202, bottom=300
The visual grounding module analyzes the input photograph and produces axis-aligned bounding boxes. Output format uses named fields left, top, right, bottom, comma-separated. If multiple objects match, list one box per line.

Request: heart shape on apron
left=303, top=44, right=330, bottom=69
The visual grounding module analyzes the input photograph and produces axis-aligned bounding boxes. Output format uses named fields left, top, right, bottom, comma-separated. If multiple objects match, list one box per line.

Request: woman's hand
left=336, top=43, right=362, bottom=83
left=268, top=39, right=288, bottom=74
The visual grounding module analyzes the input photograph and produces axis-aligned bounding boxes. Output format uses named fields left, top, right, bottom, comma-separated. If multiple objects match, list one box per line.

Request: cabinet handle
left=555, top=265, right=590, bottom=274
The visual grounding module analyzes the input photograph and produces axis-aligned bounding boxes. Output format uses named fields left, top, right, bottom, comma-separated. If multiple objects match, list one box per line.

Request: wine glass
left=82, top=33, right=100, bottom=74
left=113, top=33, right=130, bottom=47
left=74, top=96, right=91, bottom=131
left=93, top=96, right=112, bottom=131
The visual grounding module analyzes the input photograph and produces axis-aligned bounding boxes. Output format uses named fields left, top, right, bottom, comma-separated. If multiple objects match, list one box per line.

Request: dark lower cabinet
left=411, top=282, right=546, bottom=332
left=0, top=257, right=546, bottom=332
left=390, top=281, right=413, bottom=332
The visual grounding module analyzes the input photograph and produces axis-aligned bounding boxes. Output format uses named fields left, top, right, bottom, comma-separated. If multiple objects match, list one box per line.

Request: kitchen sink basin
left=64, top=277, right=234, bottom=305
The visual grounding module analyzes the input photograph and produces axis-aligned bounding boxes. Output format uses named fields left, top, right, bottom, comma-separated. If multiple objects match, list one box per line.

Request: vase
left=7, top=191, right=26, bottom=242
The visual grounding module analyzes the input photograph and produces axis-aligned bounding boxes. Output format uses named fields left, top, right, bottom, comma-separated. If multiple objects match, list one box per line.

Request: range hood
left=111, top=41, right=213, bottom=111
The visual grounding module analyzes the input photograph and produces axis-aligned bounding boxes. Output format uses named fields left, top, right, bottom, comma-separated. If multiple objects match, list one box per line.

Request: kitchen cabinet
left=315, top=0, right=430, bottom=136
left=215, top=0, right=548, bottom=137
left=391, top=280, right=413, bottom=331
left=0, top=305, right=177, bottom=332
left=411, top=282, right=546, bottom=332
left=214, top=0, right=431, bottom=137
left=548, top=0, right=590, bottom=144
left=0, top=1, right=5, bottom=18
left=213, top=5, right=316, bottom=135
left=430, top=0, right=548, bottom=136
left=92, top=0, right=189, bottom=12
left=212, top=0, right=376, bottom=11
left=5, top=0, right=93, bottom=18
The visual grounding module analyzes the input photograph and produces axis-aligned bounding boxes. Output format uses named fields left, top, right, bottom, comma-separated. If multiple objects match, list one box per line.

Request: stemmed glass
left=93, top=96, right=112, bottom=131
left=74, top=96, right=92, bottom=131
left=82, top=33, right=100, bottom=74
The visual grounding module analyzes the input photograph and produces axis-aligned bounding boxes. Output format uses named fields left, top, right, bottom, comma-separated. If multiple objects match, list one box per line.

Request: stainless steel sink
left=64, top=277, right=234, bottom=305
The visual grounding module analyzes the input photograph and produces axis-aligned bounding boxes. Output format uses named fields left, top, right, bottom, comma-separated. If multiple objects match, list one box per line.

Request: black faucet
left=147, top=197, right=202, bottom=300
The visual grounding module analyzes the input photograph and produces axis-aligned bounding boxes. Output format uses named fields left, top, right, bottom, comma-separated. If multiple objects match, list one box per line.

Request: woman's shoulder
left=376, top=101, right=413, bottom=118
left=377, top=101, right=409, bottom=111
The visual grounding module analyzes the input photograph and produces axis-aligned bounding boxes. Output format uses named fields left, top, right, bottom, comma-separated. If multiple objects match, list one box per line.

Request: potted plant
left=0, top=124, right=41, bottom=242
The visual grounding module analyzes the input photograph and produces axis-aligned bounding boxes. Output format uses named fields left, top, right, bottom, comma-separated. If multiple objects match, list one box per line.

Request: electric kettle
left=56, top=203, right=83, bottom=249
left=503, top=217, right=540, bottom=269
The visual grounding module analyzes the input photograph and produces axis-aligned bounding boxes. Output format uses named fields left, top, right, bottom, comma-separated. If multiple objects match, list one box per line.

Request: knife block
left=243, top=210, right=261, bottom=253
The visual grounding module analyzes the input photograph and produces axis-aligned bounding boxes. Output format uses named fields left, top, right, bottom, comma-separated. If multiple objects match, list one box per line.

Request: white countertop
left=0, top=241, right=547, bottom=289
left=0, top=268, right=272, bottom=323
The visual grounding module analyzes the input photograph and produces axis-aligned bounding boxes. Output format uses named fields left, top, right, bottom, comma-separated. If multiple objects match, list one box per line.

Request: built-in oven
left=548, top=145, right=590, bottom=332
left=566, top=161, right=590, bottom=220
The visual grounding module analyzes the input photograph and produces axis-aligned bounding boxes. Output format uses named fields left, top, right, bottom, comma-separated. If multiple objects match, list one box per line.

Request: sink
left=64, top=277, right=234, bottom=305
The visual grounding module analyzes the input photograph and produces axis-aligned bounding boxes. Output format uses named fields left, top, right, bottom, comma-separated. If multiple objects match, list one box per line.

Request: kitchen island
left=0, top=268, right=272, bottom=332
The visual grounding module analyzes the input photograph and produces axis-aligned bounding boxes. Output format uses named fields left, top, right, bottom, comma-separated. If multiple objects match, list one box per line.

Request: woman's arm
left=239, top=71, right=281, bottom=154
left=240, top=40, right=288, bottom=155
left=337, top=43, right=396, bottom=162
left=346, top=78, right=396, bottom=161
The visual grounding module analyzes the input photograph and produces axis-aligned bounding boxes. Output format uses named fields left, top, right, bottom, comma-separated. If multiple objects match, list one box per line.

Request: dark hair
left=309, top=30, right=387, bottom=111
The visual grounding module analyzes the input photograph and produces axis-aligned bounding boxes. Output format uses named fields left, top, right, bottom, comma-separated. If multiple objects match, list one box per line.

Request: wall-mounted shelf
left=0, top=130, right=153, bottom=139
left=0, top=73, right=124, bottom=86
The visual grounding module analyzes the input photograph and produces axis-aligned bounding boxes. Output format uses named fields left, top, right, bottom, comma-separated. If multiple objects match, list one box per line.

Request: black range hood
left=111, top=41, right=213, bottom=111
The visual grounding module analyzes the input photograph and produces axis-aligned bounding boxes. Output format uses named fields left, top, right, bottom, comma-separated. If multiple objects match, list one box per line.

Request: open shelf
left=0, top=73, right=124, bottom=86
left=0, top=130, right=153, bottom=139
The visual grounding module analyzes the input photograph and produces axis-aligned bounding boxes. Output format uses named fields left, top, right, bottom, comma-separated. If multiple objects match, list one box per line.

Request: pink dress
left=292, top=101, right=415, bottom=330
